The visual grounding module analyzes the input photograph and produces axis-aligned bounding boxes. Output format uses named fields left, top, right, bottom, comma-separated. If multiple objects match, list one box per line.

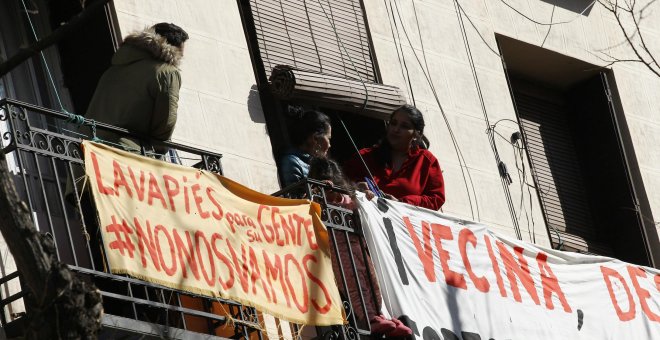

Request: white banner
left=358, top=196, right=660, bottom=340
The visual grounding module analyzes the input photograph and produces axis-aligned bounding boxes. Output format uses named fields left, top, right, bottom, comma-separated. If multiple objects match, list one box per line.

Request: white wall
left=364, top=0, right=548, bottom=245
left=363, top=0, right=660, bottom=246
left=110, top=0, right=660, bottom=247
left=113, top=0, right=280, bottom=194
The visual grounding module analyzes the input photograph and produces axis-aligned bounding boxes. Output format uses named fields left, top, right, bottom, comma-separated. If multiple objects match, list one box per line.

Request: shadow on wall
left=539, top=0, right=595, bottom=15
left=247, top=85, right=266, bottom=124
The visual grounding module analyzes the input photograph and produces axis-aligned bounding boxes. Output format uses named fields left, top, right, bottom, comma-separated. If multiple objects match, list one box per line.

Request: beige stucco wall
left=110, top=0, right=660, bottom=248
left=363, top=0, right=660, bottom=247
left=112, top=0, right=280, bottom=194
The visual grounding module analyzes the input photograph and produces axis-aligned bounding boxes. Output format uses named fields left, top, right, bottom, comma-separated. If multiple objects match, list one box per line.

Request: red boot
left=369, top=315, right=396, bottom=334
left=385, top=318, right=413, bottom=338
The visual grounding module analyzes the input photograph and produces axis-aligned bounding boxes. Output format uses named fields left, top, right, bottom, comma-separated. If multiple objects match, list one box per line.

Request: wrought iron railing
left=0, top=98, right=379, bottom=339
left=273, top=179, right=381, bottom=340
left=0, top=98, right=246, bottom=338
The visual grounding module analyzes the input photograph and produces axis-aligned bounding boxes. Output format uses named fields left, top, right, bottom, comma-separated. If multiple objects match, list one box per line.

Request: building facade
left=0, top=0, right=658, bottom=338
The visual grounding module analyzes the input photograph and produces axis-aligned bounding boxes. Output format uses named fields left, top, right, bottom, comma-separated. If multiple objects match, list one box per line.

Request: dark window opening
left=237, top=0, right=389, bottom=187
left=278, top=102, right=383, bottom=177
left=538, top=0, right=595, bottom=15
left=498, top=35, right=658, bottom=266
left=1, top=0, right=55, bottom=106
left=48, top=0, right=117, bottom=115
left=271, top=97, right=388, bottom=189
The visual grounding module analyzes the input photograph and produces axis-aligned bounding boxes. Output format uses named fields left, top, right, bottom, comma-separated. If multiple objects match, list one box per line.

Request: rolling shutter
left=514, top=82, right=614, bottom=256
left=249, top=0, right=376, bottom=82
left=269, top=65, right=405, bottom=120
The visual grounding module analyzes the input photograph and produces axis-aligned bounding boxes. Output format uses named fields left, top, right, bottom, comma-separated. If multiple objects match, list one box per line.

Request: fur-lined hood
left=113, top=27, right=183, bottom=67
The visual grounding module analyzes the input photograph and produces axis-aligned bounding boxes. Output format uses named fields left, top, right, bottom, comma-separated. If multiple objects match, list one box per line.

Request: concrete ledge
left=101, top=314, right=228, bottom=340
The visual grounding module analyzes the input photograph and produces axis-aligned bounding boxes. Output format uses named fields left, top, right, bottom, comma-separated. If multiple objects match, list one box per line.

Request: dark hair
left=393, top=104, right=425, bottom=134
left=308, top=157, right=353, bottom=191
left=376, top=104, right=429, bottom=164
left=289, top=110, right=331, bottom=147
left=153, top=23, right=189, bottom=47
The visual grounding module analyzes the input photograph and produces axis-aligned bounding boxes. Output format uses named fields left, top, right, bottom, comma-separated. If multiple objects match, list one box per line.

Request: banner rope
left=74, top=174, right=90, bottom=242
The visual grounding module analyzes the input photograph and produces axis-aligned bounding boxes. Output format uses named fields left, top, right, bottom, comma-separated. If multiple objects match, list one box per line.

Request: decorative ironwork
left=0, top=98, right=224, bottom=169
left=5, top=104, right=27, bottom=121
left=274, top=180, right=376, bottom=338
left=15, top=130, right=30, bottom=145
left=0, top=98, right=233, bottom=337
left=326, top=206, right=355, bottom=231
left=1, top=131, right=13, bottom=147
left=244, top=306, right=260, bottom=326
left=342, top=300, right=353, bottom=320
left=202, top=154, right=223, bottom=174
left=0, top=98, right=383, bottom=339
left=7, top=128, right=84, bottom=163
left=227, top=305, right=263, bottom=339
left=343, top=324, right=359, bottom=340
left=321, top=323, right=359, bottom=340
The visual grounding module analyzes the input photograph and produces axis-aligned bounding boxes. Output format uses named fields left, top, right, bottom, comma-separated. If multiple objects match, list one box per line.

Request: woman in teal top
left=278, top=110, right=332, bottom=187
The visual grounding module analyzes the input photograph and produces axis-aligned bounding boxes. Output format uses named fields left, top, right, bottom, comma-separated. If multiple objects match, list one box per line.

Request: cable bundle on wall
left=452, top=0, right=523, bottom=240
left=386, top=0, right=481, bottom=221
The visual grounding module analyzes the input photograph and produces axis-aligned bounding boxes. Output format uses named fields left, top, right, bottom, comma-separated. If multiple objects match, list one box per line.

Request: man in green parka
left=86, top=22, right=188, bottom=152
left=66, top=23, right=188, bottom=268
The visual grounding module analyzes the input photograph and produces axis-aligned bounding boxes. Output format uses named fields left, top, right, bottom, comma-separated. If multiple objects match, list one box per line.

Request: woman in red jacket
left=345, top=105, right=445, bottom=210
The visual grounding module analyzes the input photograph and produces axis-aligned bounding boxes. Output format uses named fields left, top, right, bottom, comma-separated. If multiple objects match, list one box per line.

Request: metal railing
left=273, top=179, right=380, bottom=340
left=0, top=98, right=379, bottom=339
left=0, top=98, right=250, bottom=338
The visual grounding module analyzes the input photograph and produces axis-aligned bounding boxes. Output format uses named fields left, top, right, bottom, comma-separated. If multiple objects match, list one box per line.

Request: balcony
left=0, top=99, right=379, bottom=339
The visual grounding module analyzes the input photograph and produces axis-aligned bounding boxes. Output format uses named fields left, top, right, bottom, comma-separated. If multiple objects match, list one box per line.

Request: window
left=48, top=0, right=117, bottom=114
left=498, top=35, right=658, bottom=266
left=239, top=0, right=404, bottom=174
left=249, top=0, right=377, bottom=82
left=0, top=2, right=117, bottom=323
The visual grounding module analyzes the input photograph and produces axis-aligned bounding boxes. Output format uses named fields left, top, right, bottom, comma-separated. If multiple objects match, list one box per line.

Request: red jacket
left=345, top=146, right=445, bottom=210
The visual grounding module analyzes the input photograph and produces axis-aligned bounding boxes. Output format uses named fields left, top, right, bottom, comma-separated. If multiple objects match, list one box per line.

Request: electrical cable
left=314, top=0, right=385, bottom=196
left=541, top=5, right=556, bottom=47
left=390, top=0, right=481, bottom=221
left=17, top=0, right=147, bottom=155
left=349, top=0, right=369, bottom=70
left=493, top=27, right=563, bottom=249
left=338, top=117, right=381, bottom=195
left=19, top=0, right=67, bottom=112
left=384, top=0, right=416, bottom=103
left=314, top=2, right=408, bottom=315
left=387, top=2, right=416, bottom=106
left=454, top=1, right=502, bottom=58
left=496, top=44, right=564, bottom=250
left=324, top=1, right=351, bottom=81
left=277, top=0, right=298, bottom=68
left=302, top=0, right=323, bottom=73
left=450, top=0, right=580, bottom=248
left=489, top=118, right=543, bottom=243
left=490, top=119, right=524, bottom=150
left=315, top=0, right=370, bottom=112
left=454, top=0, right=522, bottom=239
left=512, top=138, right=535, bottom=242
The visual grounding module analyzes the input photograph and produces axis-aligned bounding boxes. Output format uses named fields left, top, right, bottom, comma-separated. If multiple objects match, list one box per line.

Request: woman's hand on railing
left=356, top=182, right=377, bottom=200
left=383, top=193, right=398, bottom=201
